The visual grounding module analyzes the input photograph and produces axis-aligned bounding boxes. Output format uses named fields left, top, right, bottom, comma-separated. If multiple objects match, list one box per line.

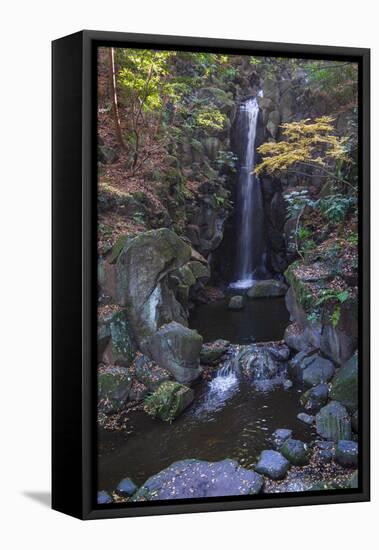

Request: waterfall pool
left=98, top=366, right=315, bottom=491
left=189, top=296, right=290, bottom=344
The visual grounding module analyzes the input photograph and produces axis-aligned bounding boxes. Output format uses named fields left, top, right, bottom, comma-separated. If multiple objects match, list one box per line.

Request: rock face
left=247, top=279, right=287, bottom=298
left=133, top=354, right=173, bottom=392
left=284, top=262, right=357, bottom=365
left=335, top=440, right=358, bottom=467
left=98, top=367, right=132, bottom=414
left=315, top=401, right=351, bottom=442
left=280, top=439, right=309, bottom=465
left=200, top=339, right=230, bottom=365
left=255, top=450, right=290, bottom=480
left=133, top=459, right=263, bottom=500
left=330, top=354, right=358, bottom=412
left=141, top=322, right=203, bottom=384
left=143, top=381, right=194, bottom=422
left=115, top=229, right=192, bottom=342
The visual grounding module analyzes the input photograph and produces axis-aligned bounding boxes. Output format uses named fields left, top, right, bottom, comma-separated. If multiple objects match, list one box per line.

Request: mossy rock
left=98, top=367, right=132, bottom=414
left=330, top=353, right=358, bottom=412
left=144, top=381, right=194, bottom=422
left=315, top=401, right=351, bottom=442
left=280, top=438, right=309, bottom=466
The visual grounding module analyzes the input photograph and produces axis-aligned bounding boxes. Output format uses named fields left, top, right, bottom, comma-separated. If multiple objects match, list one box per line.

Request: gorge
left=96, top=50, right=359, bottom=503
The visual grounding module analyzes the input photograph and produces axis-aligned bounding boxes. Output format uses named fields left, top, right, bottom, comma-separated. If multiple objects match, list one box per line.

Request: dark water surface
left=189, top=297, right=290, bottom=344
left=98, top=371, right=315, bottom=491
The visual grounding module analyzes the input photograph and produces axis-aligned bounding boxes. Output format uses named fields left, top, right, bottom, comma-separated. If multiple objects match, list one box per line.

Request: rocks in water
left=238, top=343, right=286, bottom=386
left=297, top=412, right=314, bottom=425
left=288, top=348, right=317, bottom=381
left=315, top=401, right=351, bottom=442
left=300, top=384, right=329, bottom=411
left=142, top=321, right=203, bottom=384
left=97, top=490, right=113, bottom=504
left=228, top=295, right=245, bottom=309
left=255, top=450, right=290, bottom=480
left=302, top=355, right=335, bottom=387
left=247, top=279, right=287, bottom=298
left=115, top=229, right=192, bottom=342
left=133, top=459, right=263, bottom=500
left=267, top=343, right=291, bottom=362
left=280, top=438, right=309, bottom=466
left=283, top=379, right=293, bottom=390
left=272, top=428, right=293, bottom=451
left=116, top=477, right=138, bottom=497
left=335, top=440, right=358, bottom=467
left=134, top=354, right=172, bottom=392
left=330, top=353, right=358, bottom=412
left=98, top=366, right=132, bottom=414
left=143, top=381, right=194, bottom=422
left=200, top=339, right=230, bottom=365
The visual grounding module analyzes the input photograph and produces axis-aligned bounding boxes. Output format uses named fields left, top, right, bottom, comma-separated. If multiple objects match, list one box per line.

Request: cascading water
left=230, top=97, right=265, bottom=289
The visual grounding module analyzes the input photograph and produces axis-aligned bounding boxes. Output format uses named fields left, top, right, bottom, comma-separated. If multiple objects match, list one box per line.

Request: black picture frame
left=52, top=30, right=370, bottom=520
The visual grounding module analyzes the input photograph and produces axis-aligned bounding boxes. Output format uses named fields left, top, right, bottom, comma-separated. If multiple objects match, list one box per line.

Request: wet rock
left=255, top=450, right=290, bottom=480
left=267, top=343, right=291, bottom=362
left=288, top=348, right=316, bottom=381
left=97, top=490, right=113, bottom=504
left=300, top=384, right=329, bottom=411
left=335, top=440, right=358, bottom=467
left=297, top=412, right=314, bottom=425
left=98, top=366, right=132, bottom=414
left=116, top=229, right=191, bottom=342
left=134, top=354, right=172, bottom=392
left=142, top=321, right=202, bottom=384
left=316, top=401, right=351, bottom=442
left=302, top=355, right=335, bottom=387
left=133, top=459, right=263, bottom=500
left=116, top=478, right=138, bottom=497
left=253, top=379, right=276, bottom=392
left=143, top=381, right=194, bottom=422
left=330, top=353, right=358, bottom=412
left=200, top=339, right=230, bottom=365
left=238, top=343, right=284, bottom=382
left=283, top=379, right=293, bottom=390
left=280, top=439, right=309, bottom=466
left=247, top=279, right=287, bottom=298
left=272, top=429, right=293, bottom=451
left=228, top=295, right=245, bottom=309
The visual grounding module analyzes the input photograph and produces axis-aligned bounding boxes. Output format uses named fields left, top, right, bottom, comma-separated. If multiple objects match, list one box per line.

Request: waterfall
left=230, top=97, right=265, bottom=289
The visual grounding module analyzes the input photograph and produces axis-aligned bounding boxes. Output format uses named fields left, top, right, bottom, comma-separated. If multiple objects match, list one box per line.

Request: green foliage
left=317, top=194, right=357, bottom=223
left=214, top=150, right=238, bottom=172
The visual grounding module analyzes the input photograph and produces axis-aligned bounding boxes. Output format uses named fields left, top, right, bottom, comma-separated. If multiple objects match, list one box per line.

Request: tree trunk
left=108, top=47, right=127, bottom=151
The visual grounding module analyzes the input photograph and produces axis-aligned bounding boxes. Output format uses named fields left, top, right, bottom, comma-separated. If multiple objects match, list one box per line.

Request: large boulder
left=247, top=279, right=287, bottom=298
left=98, top=366, right=132, bottom=414
left=115, top=229, right=192, bottom=342
left=141, top=322, right=203, bottom=384
left=143, top=381, right=194, bottom=422
left=315, top=401, right=351, bottom=442
left=330, top=354, right=358, bottom=412
left=133, top=459, right=263, bottom=500
left=255, top=450, right=290, bottom=480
